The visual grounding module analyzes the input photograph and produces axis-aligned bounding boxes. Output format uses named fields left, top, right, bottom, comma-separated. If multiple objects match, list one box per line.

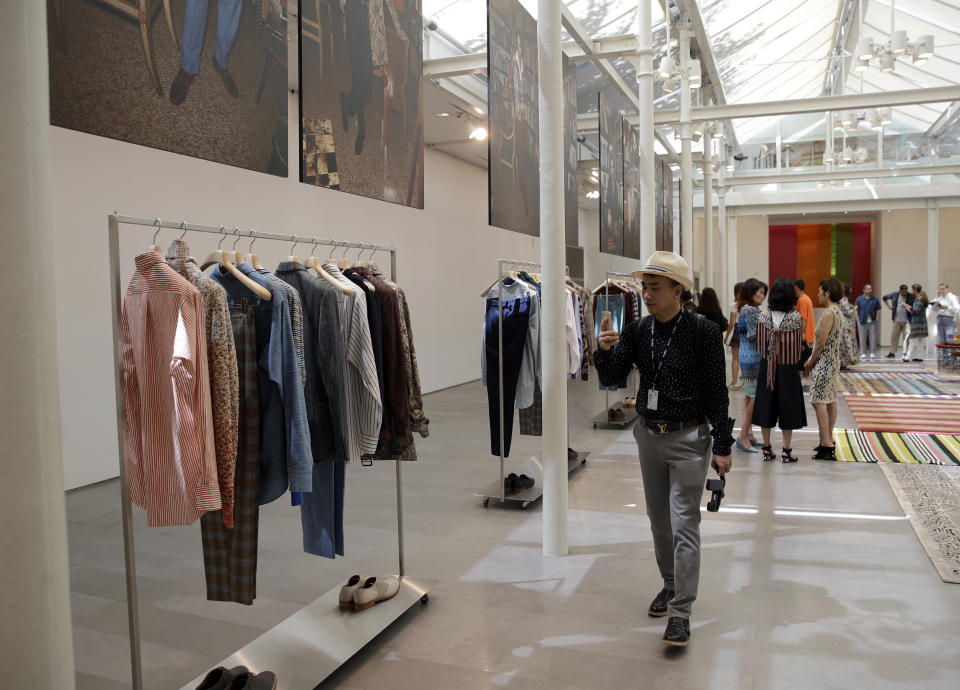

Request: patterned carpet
left=844, top=394, right=960, bottom=433
left=880, top=463, right=960, bottom=584
left=833, top=429, right=960, bottom=466
left=840, top=372, right=955, bottom=396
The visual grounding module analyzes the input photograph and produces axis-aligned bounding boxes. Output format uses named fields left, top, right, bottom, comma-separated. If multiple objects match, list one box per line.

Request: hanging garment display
left=212, top=265, right=313, bottom=505
left=165, top=239, right=239, bottom=527
left=200, top=303, right=260, bottom=604
left=121, top=251, right=221, bottom=527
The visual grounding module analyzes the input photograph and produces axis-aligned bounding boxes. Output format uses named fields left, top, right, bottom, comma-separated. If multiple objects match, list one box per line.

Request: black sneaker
left=648, top=587, right=674, bottom=617
left=886, top=353, right=896, bottom=358
left=662, top=616, right=690, bottom=646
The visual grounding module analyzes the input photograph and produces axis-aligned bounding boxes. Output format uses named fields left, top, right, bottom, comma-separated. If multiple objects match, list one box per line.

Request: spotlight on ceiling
left=911, top=44, right=928, bottom=66
left=656, top=55, right=675, bottom=80
left=469, top=127, right=488, bottom=141
left=688, top=59, right=702, bottom=87
left=917, top=34, right=934, bottom=59
left=880, top=54, right=896, bottom=72
left=435, top=112, right=451, bottom=118
left=891, top=30, right=908, bottom=55
left=881, top=108, right=892, bottom=125
left=855, top=57, right=870, bottom=72
left=857, top=37, right=875, bottom=61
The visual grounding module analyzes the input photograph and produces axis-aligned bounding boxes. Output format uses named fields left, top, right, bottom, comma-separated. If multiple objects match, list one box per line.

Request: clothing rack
left=107, top=215, right=432, bottom=690
left=475, top=259, right=589, bottom=509
left=592, top=271, right=641, bottom=430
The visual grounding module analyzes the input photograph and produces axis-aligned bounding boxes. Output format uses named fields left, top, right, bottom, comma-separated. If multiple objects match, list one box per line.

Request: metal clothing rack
left=475, top=259, right=589, bottom=509
left=107, top=215, right=432, bottom=690
left=591, top=271, right=641, bottom=429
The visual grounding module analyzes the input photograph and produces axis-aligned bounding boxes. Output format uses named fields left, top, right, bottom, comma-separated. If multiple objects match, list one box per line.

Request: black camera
left=705, top=476, right=726, bottom=512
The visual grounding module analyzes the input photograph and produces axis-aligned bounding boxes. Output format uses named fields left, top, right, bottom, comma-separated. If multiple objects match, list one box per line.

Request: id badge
left=647, top=389, right=659, bottom=411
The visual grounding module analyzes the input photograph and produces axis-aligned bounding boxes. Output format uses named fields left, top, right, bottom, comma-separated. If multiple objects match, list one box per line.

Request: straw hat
left=631, top=251, right=693, bottom=290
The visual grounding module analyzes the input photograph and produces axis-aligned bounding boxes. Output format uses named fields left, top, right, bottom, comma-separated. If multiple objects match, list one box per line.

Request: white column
left=703, top=129, right=714, bottom=288
left=928, top=200, right=939, bottom=306
left=636, top=0, right=655, bottom=263
left=679, top=25, right=693, bottom=265
left=717, top=135, right=727, bottom=300
left=877, top=128, right=884, bottom=168
left=775, top=121, right=782, bottom=173
left=538, top=0, right=568, bottom=557
left=0, top=2, right=74, bottom=687
left=825, top=112, right=834, bottom=167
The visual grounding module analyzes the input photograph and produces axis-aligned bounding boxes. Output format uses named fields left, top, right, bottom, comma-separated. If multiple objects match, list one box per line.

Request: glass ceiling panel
left=422, top=0, right=663, bottom=54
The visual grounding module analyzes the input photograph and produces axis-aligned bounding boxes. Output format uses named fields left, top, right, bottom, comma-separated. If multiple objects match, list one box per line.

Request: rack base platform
left=475, top=451, right=590, bottom=509
left=592, top=401, right=639, bottom=429
left=181, top=576, right=435, bottom=690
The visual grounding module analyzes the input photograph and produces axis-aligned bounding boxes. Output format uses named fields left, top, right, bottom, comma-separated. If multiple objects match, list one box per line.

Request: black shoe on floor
left=169, top=68, right=195, bottom=105
left=648, top=587, right=674, bottom=617
left=886, top=353, right=896, bottom=358
left=813, top=445, right=836, bottom=460
left=214, top=63, right=239, bottom=98
left=662, top=616, right=690, bottom=646
left=912, top=358, right=923, bottom=362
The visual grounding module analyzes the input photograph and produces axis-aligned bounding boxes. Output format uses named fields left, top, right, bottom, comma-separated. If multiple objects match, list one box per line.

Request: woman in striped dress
left=839, top=284, right=859, bottom=368
left=753, top=278, right=807, bottom=463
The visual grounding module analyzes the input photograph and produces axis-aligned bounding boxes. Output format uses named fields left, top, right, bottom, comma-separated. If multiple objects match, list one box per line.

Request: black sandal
left=761, top=445, right=776, bottom=461
left=812, top=445, right=836, bottom=460
left=781, top=448, right=798, bottom=463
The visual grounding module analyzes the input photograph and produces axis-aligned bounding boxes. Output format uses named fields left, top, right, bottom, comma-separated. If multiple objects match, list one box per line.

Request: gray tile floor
left=68, top=372, right=960, bottom=690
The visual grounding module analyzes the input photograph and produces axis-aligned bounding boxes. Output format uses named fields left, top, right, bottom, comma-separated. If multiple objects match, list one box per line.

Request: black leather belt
left=642, top=417, right=706, bottom=435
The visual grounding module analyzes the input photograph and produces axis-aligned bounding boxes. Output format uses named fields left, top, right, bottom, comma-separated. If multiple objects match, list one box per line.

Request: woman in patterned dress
left=804, top=278, right=845, bottom=460
left=736, top=278, right=768, bottom=453
left=839, top=284, right=859, bottom=368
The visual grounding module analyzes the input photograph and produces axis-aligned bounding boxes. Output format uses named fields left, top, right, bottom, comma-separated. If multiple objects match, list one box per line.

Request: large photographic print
left=300, top=0, right=424, bottom=208
left=488, top=0, right=539, bottom=236
left=659, top=156, right=675, bottom=251
left=599, top=93, right=623, bottom=255
left=48, top=0, right=289, bottom=176
left=563, top=54, right=579, bottom=247
left=622, top=120, right=641, bottom=260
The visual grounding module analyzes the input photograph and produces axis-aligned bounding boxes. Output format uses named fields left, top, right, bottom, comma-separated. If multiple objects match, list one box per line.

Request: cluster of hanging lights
left=853, top=0, right=934, bottom=73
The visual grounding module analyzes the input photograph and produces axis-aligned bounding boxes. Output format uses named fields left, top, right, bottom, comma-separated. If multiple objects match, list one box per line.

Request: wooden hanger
left=200, top=227, right=271, bottom=301
left=314, top=257, right=354, bottom=295
left=245, top=230, right=264, bottom=270
left=480, top=270, right=522, bottom=297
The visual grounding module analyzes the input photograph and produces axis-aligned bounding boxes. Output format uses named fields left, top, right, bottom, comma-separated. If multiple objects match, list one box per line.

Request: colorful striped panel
left=840, top=372, right=956, bottom=396
left=833, top=429, right=960, bottom=466
left=845, top=394, right=960, bottom=434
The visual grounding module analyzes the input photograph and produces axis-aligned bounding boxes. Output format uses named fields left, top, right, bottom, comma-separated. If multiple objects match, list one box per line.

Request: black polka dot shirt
left=594, top=310, right=735, bottom=456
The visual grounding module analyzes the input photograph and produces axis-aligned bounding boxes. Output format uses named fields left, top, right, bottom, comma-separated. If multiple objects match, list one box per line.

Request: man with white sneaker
left=594, top=251, right=734, bottom=647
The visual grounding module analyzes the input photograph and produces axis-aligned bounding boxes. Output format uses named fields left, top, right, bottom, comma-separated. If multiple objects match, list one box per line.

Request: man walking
left=795, top=279, right=815, bottom=347
left=854, top=283, right=881, bottom=359
left=932, top=283, right=960, bottom=345
left=595, top=251, right=733, bottom=647
left=883, top=284, right=915, bottom=358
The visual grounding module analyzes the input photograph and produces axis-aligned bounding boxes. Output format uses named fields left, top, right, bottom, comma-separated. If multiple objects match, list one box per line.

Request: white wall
left=52, top=124, right=553, bottom=489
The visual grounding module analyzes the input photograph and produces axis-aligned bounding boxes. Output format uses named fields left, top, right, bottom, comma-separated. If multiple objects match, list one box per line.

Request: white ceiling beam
left=723, top=164, right=960, bottom=186
left=424, top=54, right=487, bottom=79
left=655, top=85, right=960, bottom=124
left=926, top=102, right=960, bottom=137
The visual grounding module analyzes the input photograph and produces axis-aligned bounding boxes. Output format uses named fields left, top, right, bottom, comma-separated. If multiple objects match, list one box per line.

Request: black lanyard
left=650, top=312, right=682, bottom=391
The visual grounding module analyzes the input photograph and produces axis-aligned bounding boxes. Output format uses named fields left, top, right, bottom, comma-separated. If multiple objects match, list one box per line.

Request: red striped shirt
left=121, top=252, right=221, bottom=526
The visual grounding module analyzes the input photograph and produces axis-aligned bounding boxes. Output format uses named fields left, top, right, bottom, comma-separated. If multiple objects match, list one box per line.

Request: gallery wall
left=51, top=120, right=553, bottom=490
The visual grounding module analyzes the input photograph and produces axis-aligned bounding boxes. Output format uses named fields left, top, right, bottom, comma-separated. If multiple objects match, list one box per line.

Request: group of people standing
left=853, top=283, right=959, bottom=360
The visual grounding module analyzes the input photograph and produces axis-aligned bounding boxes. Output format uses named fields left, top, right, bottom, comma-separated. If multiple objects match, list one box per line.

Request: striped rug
left=840, top=372, right=955, bottom=396
left=833, top=429, right=960, bottom=466
left=845, top=394, right=960, bottom=434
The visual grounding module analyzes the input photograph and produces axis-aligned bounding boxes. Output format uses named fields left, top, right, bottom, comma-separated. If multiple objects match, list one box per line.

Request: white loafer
left=339, top=575, right=365, bottom=610
left=354, top=576, right=400, bottom=611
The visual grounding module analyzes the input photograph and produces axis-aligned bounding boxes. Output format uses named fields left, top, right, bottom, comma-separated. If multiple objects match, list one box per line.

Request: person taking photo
left=595, top=251, right=733, bottom=648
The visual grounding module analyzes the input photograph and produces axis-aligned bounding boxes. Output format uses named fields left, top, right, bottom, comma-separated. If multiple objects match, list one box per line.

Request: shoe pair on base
left=505, top=473, right=534, bottom=493
left=196, top=666, right=276, bottom=690
left=339, top=574, right=401, bottom=611
left=648, top=588, right=690, bottom=646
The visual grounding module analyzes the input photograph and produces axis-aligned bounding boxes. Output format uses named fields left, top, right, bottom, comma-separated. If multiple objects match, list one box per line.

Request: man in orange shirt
left=795, top=278, right=816, bottom=346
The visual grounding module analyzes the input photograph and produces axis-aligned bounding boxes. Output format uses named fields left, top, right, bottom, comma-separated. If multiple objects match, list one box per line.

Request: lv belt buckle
left=656, top=422, right=669, bottom=435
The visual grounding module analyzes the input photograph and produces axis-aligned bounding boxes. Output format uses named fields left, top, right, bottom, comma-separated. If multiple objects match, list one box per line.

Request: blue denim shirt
left=853, top=295, right=880, bottom=325
left=213, top=265, right=313, bottom=504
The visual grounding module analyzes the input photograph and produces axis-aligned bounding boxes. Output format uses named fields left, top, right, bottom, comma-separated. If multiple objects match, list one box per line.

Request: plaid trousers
left=518, top=381, right=543, bottom=436
left=201, top=304, right=261, bottom=605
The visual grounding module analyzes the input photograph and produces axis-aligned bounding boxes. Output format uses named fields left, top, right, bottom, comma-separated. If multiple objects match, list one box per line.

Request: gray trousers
left=634, top=420, right=711, bottom=619
left=858, top=320, right=878, bottom=357
left=937, top=316, right=956, bottom=345
left=890, top=320, right=909, bottom=355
